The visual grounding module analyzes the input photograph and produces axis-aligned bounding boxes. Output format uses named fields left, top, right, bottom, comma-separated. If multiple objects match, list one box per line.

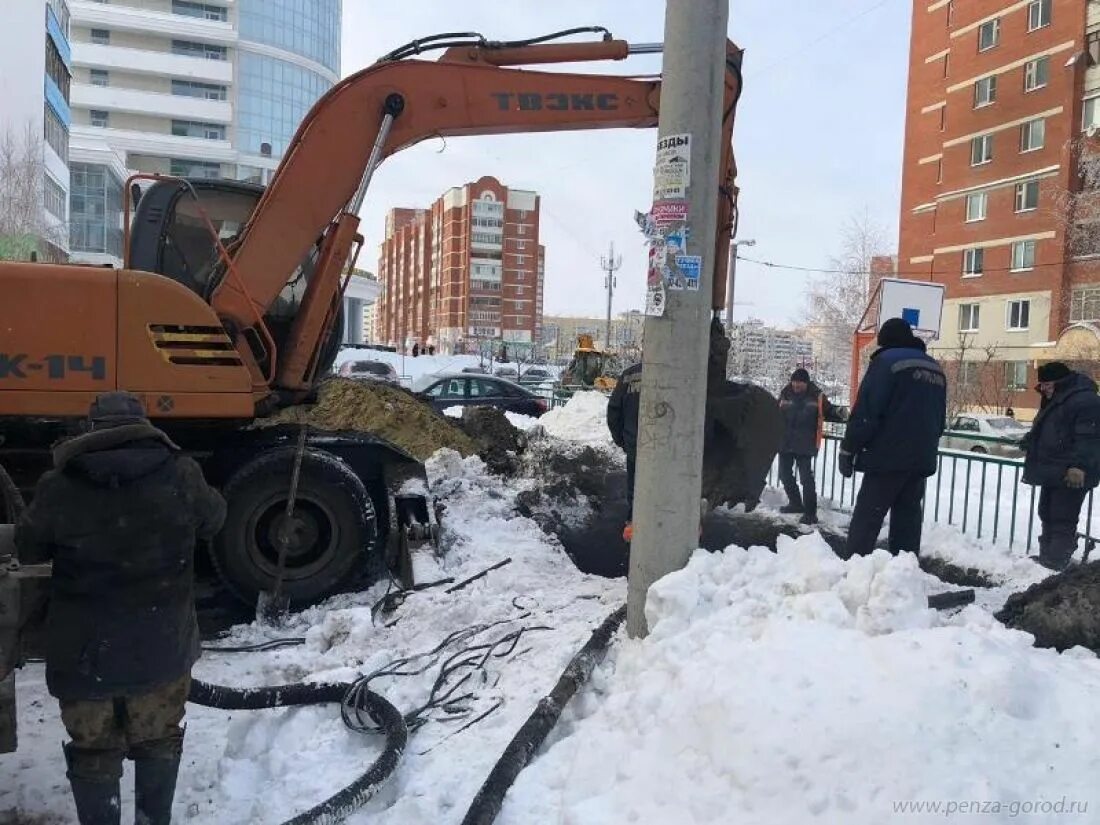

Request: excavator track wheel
left=212, top=448, right=377, bottom=606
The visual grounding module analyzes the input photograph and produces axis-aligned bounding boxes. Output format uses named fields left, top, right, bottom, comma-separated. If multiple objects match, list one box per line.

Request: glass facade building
left=69, top=162, right=123, bottom=258
left=237, top=0, right=339, bottom=156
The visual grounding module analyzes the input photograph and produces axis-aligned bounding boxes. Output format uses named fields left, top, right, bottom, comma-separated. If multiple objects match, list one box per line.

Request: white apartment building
left=0, top=0, right=73, bottom=261
left=66, top=0, right=340, bottom=265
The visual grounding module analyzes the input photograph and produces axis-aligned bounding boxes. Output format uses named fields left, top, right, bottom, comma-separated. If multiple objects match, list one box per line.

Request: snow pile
left=499, top=534, right=1100, bottom=825
left=443, top=405, right=463, bottom=418
left=537, top=392, right=614, bottom=447
left=504, top=411, right=540, bottom=431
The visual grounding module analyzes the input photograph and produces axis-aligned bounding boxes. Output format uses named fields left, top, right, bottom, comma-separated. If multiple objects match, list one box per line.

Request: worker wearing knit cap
left=1020, top=361, right=1100, bottom=570
left=777, top=368, right=843, bottom=525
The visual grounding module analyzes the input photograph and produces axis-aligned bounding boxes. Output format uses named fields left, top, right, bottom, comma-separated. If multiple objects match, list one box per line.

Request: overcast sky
left=341, top=1, right=911, bottom=328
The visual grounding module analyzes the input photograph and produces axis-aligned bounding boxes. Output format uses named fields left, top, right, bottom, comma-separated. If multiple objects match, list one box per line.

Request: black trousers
left=846, top=471, right=926, bottom=557
left=778, top=453, right=816, bottom=514
left=1037, top=486, right=1087, bottom=569
left=625, top=452, right=636, bottom=520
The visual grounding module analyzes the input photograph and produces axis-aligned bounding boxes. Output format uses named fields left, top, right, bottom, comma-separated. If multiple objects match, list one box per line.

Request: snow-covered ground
left=7, top=386, right=1099, bottom=825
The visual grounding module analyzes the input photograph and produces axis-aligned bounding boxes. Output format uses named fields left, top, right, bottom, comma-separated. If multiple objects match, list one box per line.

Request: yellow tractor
left=561, top=334, right=619, bottom=392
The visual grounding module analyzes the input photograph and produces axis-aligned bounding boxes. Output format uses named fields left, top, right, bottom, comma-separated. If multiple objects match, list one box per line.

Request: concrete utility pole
left=725, top=238, right=755, bottom=325
left=601, top=242, right=622, bottom=351
left=627, top=0, right=730, bottom=637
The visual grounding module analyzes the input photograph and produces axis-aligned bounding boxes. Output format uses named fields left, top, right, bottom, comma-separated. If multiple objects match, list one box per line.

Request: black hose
left=189, top=679, right=407, bottom=825
left=459, top=604, right=626, bottom=825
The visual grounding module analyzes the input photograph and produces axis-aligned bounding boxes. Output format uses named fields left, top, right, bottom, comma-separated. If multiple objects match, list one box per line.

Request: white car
left=942, top=414, right=1029, bottom=458
left=337, top=359, right=399, bottom=385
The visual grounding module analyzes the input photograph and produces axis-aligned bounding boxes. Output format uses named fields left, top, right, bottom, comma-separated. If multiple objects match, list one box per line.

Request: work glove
left=838, top=451, right=855, bottom=479
left=1065, top=467, right=1086, bottom=488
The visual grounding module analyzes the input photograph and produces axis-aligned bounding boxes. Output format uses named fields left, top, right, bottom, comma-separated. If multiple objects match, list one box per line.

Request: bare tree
left=0, top=122, right=64, bottom=260
left=802, top=210, right=891, bottom=388
left=938, top=334, right=1014, bottom=421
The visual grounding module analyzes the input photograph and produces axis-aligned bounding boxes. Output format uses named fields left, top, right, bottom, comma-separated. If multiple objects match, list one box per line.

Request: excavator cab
left=127, top=177, right=343, bottom=380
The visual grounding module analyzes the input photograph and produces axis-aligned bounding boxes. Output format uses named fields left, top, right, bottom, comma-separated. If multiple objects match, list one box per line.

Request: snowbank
left=538, top=392, right=615, bottom=447
left=499, top=534, right=1100, bottom=825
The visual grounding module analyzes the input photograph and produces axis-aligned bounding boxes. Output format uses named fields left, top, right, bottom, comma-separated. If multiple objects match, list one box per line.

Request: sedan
left=519, top=367, right=553, bottom=384
left=941, top=414, right=1028, bottom=458
left=416, top=374, right=547, bottom=417
left=494, top=366, right=519, bottom=379
left=337, top=359, right=399, bottom=384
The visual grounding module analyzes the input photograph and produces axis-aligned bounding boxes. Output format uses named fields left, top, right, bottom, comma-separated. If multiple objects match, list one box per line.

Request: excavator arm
left=210, top=32, right=742, bottom=393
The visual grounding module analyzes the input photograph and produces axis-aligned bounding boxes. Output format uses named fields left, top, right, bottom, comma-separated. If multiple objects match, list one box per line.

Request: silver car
left=337, top=359, right=399, bottom=385
left=941, top=414, right=1028, bottom=458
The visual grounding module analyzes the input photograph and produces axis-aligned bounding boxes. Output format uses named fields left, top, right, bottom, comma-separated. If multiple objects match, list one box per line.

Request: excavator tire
left=211, top=447, right=377, bottom=606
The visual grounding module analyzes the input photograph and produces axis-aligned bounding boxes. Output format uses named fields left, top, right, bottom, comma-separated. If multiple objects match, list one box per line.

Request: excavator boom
left=211, top=35, right=742, bottom=385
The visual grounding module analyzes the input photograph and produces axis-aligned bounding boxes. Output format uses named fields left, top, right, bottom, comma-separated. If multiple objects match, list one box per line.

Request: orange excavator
left=0, top=28, right=742, bottom=609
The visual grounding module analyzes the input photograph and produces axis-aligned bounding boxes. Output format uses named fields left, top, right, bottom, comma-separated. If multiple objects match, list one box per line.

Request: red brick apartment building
left=901, top=0, right=1100, bottom=415
left=375, top=176, right=544, bottom=354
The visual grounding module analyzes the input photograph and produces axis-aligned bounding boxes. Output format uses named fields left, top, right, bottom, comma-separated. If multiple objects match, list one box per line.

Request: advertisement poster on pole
left=645, top=241, right=668, bottom=317
left=652, top=133, right=691, bottom=201
left=675, top=254, right=702, bottom=291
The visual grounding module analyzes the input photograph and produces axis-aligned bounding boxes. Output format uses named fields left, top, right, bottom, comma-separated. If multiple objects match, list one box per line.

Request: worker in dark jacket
left=16, top=392, right=226, bottom=825
left=840, top=318, right=947, bottom=557
left=1021, top=362, right=1100, bottom=570
left=607, top=361, right=642, bottom=540
left=778, top=368, right=841, bottom=525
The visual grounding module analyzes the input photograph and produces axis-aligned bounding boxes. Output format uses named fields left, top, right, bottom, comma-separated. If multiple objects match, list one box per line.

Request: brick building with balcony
left=900, top=0, right=1100, bottom=417
left=375, top=175, right=545, bottom=354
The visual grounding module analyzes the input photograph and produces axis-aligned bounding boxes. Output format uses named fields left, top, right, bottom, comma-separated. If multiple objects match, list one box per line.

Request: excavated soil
left=455, top=407, right=527, bottom=476
left=996, top=562, right=1100, bottom=652
left=258, top=378, right=477, bottom=462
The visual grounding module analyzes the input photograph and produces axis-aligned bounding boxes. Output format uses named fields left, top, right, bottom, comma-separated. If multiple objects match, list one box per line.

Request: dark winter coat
left=841, top=344, right=947, bottom=476
left=607, top=362, right=642, bottom=455
left=1022, top=371, right=1100, bottom=488
left=778, top=383, right=839, bottom=457
left=15, top=423, right=226, bottom=701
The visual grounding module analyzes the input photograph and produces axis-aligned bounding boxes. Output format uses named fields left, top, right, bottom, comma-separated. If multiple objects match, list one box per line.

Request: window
left=1020, top=118, right=1045, bottom=152
left=169, top=158, right=221, bottom=178
left=1071, top=285, right=1100, bottom=321
left=43, top=173, right=66, bottom=220
left=1011, top=239, right=1037, bottom=271
left=90, top=28, right=109, bottom=45
left=965, top=192, right=988, bottom=222
left=1084, top=96, right=1100, bottom=131
left=959, top=303, right=981, bottom=332
left=1028, top=0, right=1051, bottom=31
left=954, top=416, right=980, bottom=432
left=963, top=247, right=984, bottom=276
left=958, top=363, right=980, bottom=385
left=1024, top=56, right=1049, bottom=91
left=171, top=120, right=226, bottom=140
left=45, top=37, right=70, bottom=102
left=1007, top=299, right=1031, bottom=330
left=90, top=69, right=109, bottom=87
left=90, top=109, right=109, bottom=128
left=1006, top=361, right=1029, bottom=390
left=171, top=79, right=227, bottom=100
left=974, top=76, right=997, bottom=107
left=172, top=1, right=227, bottom=21
left=517, top=225, right=527, bottom=235
left=47, top=0, right=70, bottom=34
left=43, top=103, right=69, bottom=161
left=1015, top=179, right=1040, bottom=212
left=970, top=134, right=993, bottom=165
left=978, top=18, right=1000, bottom=51
left=171, top=39, right=227, bottom=60
left=70, top=162, right=124, bottom=257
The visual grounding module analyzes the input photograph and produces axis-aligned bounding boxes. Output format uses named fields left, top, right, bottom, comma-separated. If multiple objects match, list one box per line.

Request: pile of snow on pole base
left=536, top=392, right=615, bottom=447
left=499, top=533, right=1100, bottom=825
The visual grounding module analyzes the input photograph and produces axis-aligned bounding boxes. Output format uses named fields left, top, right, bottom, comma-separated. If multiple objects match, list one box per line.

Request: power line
left=737, top=253, right=1090, bottom=279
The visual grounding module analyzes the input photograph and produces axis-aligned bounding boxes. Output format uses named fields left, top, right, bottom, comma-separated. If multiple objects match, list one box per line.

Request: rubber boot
left=800, top=510, right=818, bottom=526
left=133, top=740, right=183, bottom=825
left=780, top=503, right=803, bottom=515
left=64, top=745, right=122, bottom=825
left=1038, top=535, right=1076, bottom=572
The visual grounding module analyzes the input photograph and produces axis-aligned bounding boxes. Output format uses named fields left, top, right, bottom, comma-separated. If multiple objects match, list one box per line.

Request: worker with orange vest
left=778, top=368, right=842, bottom=525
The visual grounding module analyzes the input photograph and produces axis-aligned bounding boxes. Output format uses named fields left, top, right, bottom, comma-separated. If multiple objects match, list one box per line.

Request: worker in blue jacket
left=840, top=318, right=947, bottom=557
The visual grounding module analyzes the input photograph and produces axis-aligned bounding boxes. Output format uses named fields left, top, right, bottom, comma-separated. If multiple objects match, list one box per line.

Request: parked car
left=941, top=414, right=1028, bottom=458
left=337, top=359, right=399, bottom=384
left=519, top=367, right=553, bottom=384
left=414, top=373, right=547, bottom=417
left=494, top=366, right=519, bottom=379
left=461, top=365, right=488, bottom=374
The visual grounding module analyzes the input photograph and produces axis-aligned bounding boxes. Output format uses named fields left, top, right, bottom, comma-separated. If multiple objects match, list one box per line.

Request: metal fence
left=779, top=427, right=1099, bottom=553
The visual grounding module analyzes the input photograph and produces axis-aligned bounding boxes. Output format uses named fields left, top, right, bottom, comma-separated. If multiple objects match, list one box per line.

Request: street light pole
left=601, top=242, right=622, bottom=351
left=724, top=238, right=755, bottom=325
left=627, top=0, right=730, bottom=638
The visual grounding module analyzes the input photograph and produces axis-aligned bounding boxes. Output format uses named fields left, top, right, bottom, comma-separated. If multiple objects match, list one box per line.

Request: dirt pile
left=996, top=562, right=1100, bottom=652
left=259, top=378, right=477, bottom=462
left=455, top=407, right=528, bottom=475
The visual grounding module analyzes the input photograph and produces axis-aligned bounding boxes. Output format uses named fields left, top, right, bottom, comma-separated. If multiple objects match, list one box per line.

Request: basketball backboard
left=876, top=278, right=945, bottom=339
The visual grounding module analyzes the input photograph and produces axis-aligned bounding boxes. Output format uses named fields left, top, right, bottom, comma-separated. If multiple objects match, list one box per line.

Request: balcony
left=72, top=43, right=233, bottom=84
left=71, top=125, right=235, bottom=162
left=72, top=83, right=232, bottom=123
left=70, top=1, right=236, bottom=45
